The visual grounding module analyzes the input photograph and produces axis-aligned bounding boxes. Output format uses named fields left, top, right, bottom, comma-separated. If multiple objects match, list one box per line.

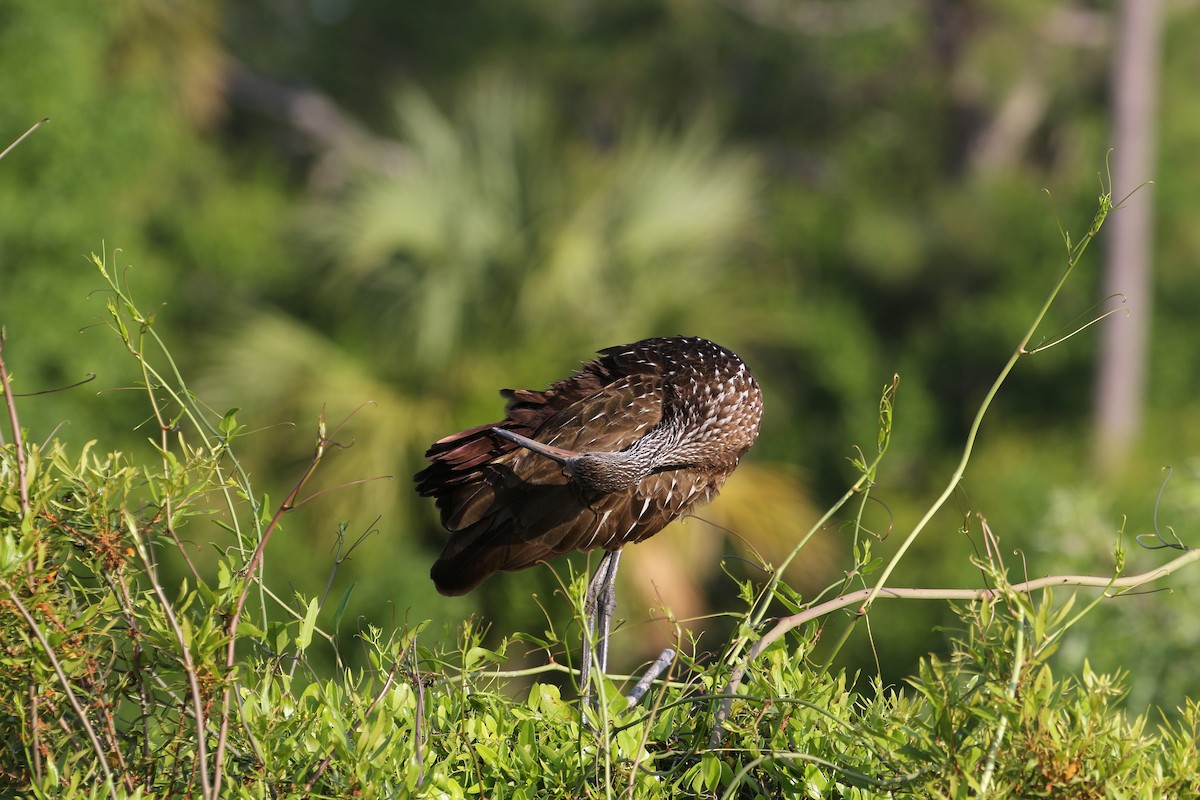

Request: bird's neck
left=566, top=450, right=650, bottom=494
left=566, top=424, right=683, bottom=494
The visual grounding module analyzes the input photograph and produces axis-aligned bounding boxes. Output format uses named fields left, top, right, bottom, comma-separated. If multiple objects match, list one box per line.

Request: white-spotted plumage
left=417, top=336, right=763, bottom=596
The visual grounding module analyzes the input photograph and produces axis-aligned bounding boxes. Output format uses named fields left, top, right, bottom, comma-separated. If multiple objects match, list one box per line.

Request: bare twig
left=1023, top=305, right=1129, bottom=355
left=8, top=372, right=96, bottom=398
left=979, top=611, right=1024, bottom=795
left=27, top=684, right=42, bottom=784
left=2, top=581, right=118, bottom=798
left=0, top=335, right=30, bottom=516
left=710, top=544, right=1200, bottom=745
left=127, top=513, right=213, bottom=798
left=720, top=376, right=898, bottom=675
left=626, top=648, right=676, bottom=708
left=0, top=117, right=48, bottom=536
left=0, top=118, right=48, bottom=161
left=413, top=649, right=426, bottom=787
left=212, top=421, right=331, bottom=797
left=104, top=572, right=156, bottom=782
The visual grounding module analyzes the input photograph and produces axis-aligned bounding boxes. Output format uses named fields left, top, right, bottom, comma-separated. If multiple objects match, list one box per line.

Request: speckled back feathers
left=415, top=337, right=763, bottom=595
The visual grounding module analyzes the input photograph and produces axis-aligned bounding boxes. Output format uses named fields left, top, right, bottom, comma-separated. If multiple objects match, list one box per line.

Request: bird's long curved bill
left=491, top=427, right=577, bottom=464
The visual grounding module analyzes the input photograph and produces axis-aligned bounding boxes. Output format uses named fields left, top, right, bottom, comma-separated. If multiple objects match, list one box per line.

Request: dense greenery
left=5, top=205, right=1200, bottom=795
left=5, top=1, right=1200, bottom=794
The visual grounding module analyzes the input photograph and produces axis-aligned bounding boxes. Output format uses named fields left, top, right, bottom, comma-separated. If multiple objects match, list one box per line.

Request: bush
left=3, top=208, right=1200, bottom=797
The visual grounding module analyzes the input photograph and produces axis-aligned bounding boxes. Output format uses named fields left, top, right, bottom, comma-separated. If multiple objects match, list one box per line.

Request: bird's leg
left=493, top=426, right=632, bottom=714
left=592, top=549, right=622, bottom=678
left=580, top=549, right=622, bottom=715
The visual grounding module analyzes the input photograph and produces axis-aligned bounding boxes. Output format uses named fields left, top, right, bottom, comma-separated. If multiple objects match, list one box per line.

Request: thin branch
left=710, top=543, right=1200, bottom=745
left=126, top=315, right=212, bottom=796
left=141, top=336, right=203, bottom=581
left=720, top=376, right=898, bottom=672
left=626, top=648, right=676, bottom=708
left=212, top=421, right=330, bottom=797
left=27, top=684, right=42, bottom=785
left=1022, top=305, right=1129, bottom=355
left=293, top=473, right=392, bottom=507
left=9, top=372, right=97, bottom=397
left=410, top=635, right=427, bottom=788
left=127, top=513, right=213, bottom=799
left=857, top=194, right=1113, bottom=620
left=0, top=118, right=49, bottom=161
left=979, top=611, right=1024, bottom=794
left=0, top=335, right=30, bottom=516
left=2, top=580, right=119, bottom=798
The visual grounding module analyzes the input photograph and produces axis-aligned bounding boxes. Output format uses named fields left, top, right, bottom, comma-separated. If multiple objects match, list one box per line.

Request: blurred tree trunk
left=1094, top=0, right=1163, bottom=473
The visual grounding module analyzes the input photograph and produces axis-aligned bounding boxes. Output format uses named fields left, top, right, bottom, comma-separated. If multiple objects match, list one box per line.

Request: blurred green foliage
left=4, top=0, right=1200, bottom=723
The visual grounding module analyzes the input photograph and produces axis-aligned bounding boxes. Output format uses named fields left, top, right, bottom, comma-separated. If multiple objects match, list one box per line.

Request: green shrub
left=3, top=201, right=1200, bottom=797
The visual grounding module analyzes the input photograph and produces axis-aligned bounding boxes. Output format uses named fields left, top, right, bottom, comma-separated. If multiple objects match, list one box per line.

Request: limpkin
left=415, top=336, right=763, bottom=704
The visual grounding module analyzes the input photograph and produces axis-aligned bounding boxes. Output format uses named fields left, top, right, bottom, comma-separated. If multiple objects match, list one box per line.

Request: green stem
left=724, top=376, right=896, bottom=670
left=856, top=192, right=1112, bottom=618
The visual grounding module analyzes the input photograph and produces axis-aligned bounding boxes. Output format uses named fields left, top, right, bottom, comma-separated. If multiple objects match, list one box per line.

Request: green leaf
left=238, top=622, right=266, bottom=641
left=693, top=753, right=723, bottom=792
left=331, top=583, right=355, bottom=630
left=0, top=530, right=30, bottom=575
left=219, top=407, right=241, bottom=438
left=296, top=597, right=320, bottom=651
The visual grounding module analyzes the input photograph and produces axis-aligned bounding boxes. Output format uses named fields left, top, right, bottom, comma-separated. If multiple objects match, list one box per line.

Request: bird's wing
left=419, top=355, right=674, bottom=595
left=427, top=461, right=717, bottom=596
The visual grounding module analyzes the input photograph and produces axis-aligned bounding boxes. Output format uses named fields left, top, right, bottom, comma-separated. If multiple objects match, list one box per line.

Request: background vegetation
left=4, top=1, right=1200, bottom=792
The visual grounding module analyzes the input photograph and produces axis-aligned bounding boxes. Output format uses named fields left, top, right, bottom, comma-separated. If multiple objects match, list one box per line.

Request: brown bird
left=415, top=336, right=763, bottom=701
